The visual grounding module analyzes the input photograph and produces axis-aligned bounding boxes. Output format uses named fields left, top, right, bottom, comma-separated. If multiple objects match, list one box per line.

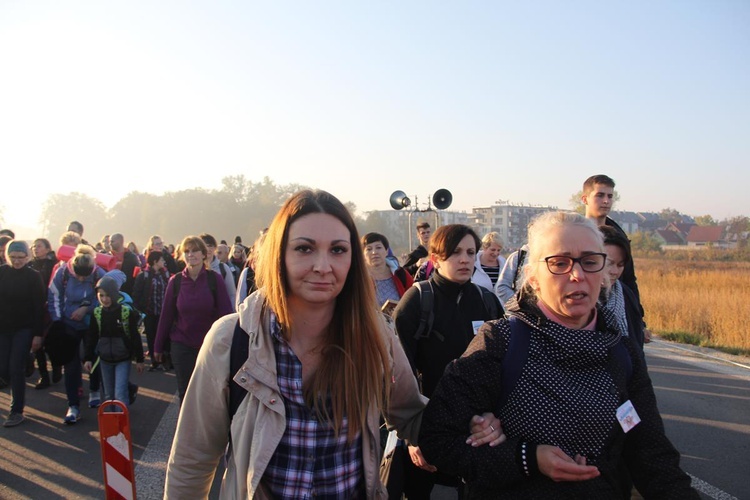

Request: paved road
left=1, top=339, right=748, bottom=499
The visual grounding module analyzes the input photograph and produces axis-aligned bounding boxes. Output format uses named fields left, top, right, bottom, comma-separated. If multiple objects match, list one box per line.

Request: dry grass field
left=636, top=258, right=750, bottom=353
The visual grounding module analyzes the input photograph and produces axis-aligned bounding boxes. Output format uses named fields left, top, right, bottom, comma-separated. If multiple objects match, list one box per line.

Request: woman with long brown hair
left=164, top=190, right=502, bottom=499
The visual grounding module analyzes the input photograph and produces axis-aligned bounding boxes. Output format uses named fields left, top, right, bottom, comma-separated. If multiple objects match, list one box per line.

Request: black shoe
left=52, top=365, right=63, bottom=383
left=129, top=384, right=139, bottom=405
left=25, top=352, right=36, bottom=378
left=35, top=375, right=51, bottom=390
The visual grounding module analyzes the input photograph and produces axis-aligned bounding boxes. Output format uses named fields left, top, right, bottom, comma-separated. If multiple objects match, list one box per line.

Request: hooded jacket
left=48, top=260, right=106, bottom=330
left=472, top=250, right=506, bottom=295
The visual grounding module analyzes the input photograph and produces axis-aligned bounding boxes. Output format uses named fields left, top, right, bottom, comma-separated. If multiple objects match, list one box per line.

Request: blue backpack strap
left=611, top=340, right=633, bottom=385
left=499, top=317, right=532, bottom=409
left=229, top=318, right=249, bottom=420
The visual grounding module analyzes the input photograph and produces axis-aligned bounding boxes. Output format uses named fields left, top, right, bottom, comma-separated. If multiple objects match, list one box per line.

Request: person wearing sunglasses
left=418, top=211, right=697, bottom=499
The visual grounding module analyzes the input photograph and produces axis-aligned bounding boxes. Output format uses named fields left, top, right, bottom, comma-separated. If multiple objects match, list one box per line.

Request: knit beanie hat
left=104, top=269, right=127, bottom=289
left=95, top=276, right=121, bottom=301
left=7, top=240, right=29, bottom=256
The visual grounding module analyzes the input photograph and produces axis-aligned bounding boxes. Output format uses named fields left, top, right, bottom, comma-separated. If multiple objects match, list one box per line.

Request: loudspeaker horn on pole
left=389, top=190, right=411, bottom=210
left=432, top=189, right=453, bottom=209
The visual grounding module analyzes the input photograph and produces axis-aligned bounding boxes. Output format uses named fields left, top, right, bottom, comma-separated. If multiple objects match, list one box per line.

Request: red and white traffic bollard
left=98, top=400, right=137, bottom=500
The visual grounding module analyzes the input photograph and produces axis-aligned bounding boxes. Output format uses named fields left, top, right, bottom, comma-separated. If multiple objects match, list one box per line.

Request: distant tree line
left=38, top=176, right=323, bottom=249
left=35, top=175, right=414, bottom=254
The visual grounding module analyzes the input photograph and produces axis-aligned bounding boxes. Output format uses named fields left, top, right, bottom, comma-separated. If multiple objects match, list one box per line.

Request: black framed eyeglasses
left=541, top=253, right=607, bottom=275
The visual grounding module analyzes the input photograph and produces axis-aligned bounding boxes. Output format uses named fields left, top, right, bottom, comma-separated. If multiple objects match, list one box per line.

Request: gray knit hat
left=95, top=275, right=122, bottom=301
left=6, top=240, right=29, bottom=256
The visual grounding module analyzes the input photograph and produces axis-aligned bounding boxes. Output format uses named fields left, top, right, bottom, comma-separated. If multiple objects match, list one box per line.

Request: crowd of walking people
left=0, top=174, right=694, bottom=498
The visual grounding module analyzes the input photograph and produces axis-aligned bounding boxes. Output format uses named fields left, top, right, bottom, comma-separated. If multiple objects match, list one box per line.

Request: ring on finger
left=489, top=424, right=496, bottom=432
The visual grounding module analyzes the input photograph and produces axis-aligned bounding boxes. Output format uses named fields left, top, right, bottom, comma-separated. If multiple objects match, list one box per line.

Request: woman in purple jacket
left=154, top=236, right=233, bottom=402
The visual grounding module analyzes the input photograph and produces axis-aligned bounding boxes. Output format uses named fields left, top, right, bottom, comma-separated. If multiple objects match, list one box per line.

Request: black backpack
left=412, top=281, right=501, bottom=341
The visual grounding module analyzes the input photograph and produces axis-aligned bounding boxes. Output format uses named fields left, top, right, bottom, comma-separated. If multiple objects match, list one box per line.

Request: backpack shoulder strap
left=93, top=306, right=102, bottom=331
left=499, top=316, right=532, bottom=408
left=229, top=318, right=249, bottom=420
left=413, top=281, right=441, bottom=341
left=474, top=284, right=501, bottom=320
left=219, top=263, right=227, bottom=280
left=394, top=267, right=408, bottom=288
left=121, top=305, right=131, bottom=338
left=511, top=249, right=527, bottom=292
left=62, top=266, right=70, bottom=293
left=172, top=273, right=183, bottom=314
left=207, top=270, right=218, bottom=304
left=611, top=340, right=634, bottom=384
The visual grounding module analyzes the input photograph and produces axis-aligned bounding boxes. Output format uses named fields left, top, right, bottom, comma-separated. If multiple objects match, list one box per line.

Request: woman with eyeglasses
left=0, top=241, right=46, bottom=427
left=418, top=211, right=697, bottom=499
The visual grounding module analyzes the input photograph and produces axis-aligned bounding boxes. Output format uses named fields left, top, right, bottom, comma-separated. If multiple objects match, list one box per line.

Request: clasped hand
left=409, top=413, right=505, bottom=472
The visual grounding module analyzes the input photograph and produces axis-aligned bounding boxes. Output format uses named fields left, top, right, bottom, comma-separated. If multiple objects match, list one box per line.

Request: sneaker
left=3, top=412, right=25, bottom=428
left=52, top=365, right=63, bottom=383
left=63, top=406, right=80, bottom=425
left=88, top=391, right=101, bottom=408
left=35, top=375, right=51, bottom=390
left=129, top=384, right=139, bottom=405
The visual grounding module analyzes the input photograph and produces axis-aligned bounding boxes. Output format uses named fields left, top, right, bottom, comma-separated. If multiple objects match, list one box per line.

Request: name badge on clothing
left=616, top=400, right=641, bottom=433
left=472, top=320, right=485, bottom=336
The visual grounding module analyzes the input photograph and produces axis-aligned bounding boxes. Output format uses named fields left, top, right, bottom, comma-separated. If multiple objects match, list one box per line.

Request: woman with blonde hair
left=47, top=244, right=106, bottom=423
left=472, top=231, right=506, bottom=295
left=164, top=190, right=502, bottom=499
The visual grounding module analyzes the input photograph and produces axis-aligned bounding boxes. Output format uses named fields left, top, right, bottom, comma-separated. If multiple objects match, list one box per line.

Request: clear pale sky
left=1, top=1, right=748, bottom=235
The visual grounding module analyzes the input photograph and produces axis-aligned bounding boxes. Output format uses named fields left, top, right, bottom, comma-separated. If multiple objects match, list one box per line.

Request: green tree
left=658, top=208, right=684, bottom=224
left=694, top=214, right=717, bottom=226
left=723, top=215, right=750, bottom=234
left=630, top=231, right=663, bottom=253
left=40, top=193, right=107, bottom=241
left=108, top=191, right=164, bottom=246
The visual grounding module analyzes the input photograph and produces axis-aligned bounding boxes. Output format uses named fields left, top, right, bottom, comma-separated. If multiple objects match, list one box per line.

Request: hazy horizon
left=2, top=1, right=748, bottom=236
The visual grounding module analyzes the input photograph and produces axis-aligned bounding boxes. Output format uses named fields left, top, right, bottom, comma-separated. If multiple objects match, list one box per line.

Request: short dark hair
left=429, top=224, right=481, bottom=261
left=147, top=250, right=164, bottom=267
left=33, top=238, right=53, bottom=251
left=599, top=225, right=631, bottom=262
left=583, top=174, right=615, bottom=193
left=0, top=229, right=15, bottom=239
left=416, top=221, right=430, bottom=230
left=199, top=233, right=217, bottom=247
left=67, top=220, right=84, bottom=235
left=361, top=232, right=390, bottom=250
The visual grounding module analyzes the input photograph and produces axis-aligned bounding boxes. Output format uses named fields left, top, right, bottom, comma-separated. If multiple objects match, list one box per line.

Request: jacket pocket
left=97, top=337, right=130, bottom=362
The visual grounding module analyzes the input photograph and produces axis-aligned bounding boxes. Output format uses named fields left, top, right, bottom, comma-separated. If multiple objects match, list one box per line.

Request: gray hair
left=520, top=211, right=605, bottom=292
